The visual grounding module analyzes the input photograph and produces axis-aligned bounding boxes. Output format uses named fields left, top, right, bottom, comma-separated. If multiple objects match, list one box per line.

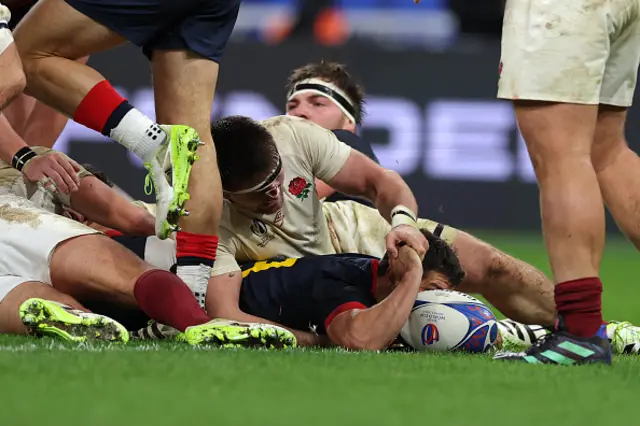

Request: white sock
left=176, top=264, right=211, bottom=310
left=109, top=109, right=166, bottom=162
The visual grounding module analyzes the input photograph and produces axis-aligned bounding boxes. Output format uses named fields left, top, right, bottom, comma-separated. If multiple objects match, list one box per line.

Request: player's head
left=212, top=115, right=285, bottom=214
left=285, top=61, right=365, bottom=132
left=379, top=229, right=465, bottom=291
left=417, top=229, right=465, bottom=289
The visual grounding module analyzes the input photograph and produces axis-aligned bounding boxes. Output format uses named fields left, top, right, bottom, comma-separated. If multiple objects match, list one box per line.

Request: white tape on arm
left=391, top=205, right=417, bottom=228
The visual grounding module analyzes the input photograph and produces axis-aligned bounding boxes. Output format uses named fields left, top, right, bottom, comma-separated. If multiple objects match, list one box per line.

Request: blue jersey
left=239, top=254, right=380, bottom=334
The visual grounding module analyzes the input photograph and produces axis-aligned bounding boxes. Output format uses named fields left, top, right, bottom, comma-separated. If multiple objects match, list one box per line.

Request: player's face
left=286, top=93, right=355, bottom=132
left=227, top=168, right=286, bottom=214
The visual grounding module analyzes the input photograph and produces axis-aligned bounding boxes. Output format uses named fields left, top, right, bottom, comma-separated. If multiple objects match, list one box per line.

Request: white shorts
left=0, top=194, right=99, bottom=301
left=498, top=0, right=640, bottom=106
left=322, top=200, right=459, bottom=258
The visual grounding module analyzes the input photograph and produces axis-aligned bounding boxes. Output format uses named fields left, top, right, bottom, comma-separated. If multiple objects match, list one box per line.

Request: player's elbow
left=330, top=318, right=389, bottom=351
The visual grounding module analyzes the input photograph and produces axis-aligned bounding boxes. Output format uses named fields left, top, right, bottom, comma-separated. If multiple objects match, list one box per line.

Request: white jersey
left=212, top=116, right=352, bottom=276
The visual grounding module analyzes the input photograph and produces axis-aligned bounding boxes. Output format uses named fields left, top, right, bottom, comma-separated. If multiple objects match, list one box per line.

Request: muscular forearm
left=367, top=170, right=418, bottom=222
left=71, top=176, right=155, bottom=235
left=335, top=269, right=422, bottom=351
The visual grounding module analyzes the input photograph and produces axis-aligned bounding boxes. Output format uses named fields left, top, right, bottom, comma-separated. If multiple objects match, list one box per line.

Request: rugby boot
left=607, top=321, right=640, bottom=355
left=20, top=298, right=129, bottom=343
left=130, top=320, right=180, bottom=341
left=143, top=125, right=203, bottom=239
left=493, top=316, right=612, bottom=365
left=496, top=319, right=551, bottom=352
left=177, top=319, right=297, bottom=349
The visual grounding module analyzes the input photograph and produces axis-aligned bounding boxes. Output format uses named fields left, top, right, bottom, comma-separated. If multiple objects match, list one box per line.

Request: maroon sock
left=133, top=269, right=211, bottom=332
left=176, top=231, right=218, bottom=268
left=73, top=80, right=133, bottom=136
left=554, top=277, right=604, bottom=337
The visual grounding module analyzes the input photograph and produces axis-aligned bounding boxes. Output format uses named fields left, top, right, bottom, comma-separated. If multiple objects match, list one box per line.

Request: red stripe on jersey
left=324, top=301, right=367, bottom=331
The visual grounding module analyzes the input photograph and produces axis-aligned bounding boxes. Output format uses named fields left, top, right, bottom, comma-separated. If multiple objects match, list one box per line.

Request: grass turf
left=0, top=232, right=638, bottom=426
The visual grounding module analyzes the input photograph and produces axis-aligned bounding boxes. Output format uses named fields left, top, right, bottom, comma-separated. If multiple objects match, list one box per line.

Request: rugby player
left=0, top=1, right=85, bottom=195
left=493, top=1, right=640, bottom=365
left=10, top=0, right=236, bottom=308
left=0, top=156, right=295, bottom=348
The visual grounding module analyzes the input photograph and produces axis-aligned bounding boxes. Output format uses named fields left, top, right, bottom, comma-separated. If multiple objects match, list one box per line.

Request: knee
left=591, top=136, right=628, bottom=174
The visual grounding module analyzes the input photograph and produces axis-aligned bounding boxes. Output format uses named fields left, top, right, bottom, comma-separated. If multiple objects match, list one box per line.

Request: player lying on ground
left=123, top=230, right=465, bottom=350
left=0, top=0, right=88, bottom=195
left=12, top=0, right=235, bottom=310
left=0, top=154, right=295, bottom=348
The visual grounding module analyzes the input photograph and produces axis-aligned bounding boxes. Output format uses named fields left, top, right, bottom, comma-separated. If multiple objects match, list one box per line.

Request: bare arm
left=207, top=272, right=329, bottom=347
left=315, top=178, right=336, bottom=200
left=326, top=247, right=423, bottom=351
left=70, top=175, right=155, bottom=236
left=326, top=150, right=418, bottom=222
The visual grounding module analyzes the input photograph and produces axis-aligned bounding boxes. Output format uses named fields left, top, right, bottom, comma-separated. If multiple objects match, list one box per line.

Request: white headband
left=287, top=78, right=357, bottom=124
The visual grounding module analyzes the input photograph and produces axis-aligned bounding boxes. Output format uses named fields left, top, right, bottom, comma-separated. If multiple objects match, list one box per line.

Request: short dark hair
left=211, top=116, right=280, bottom=192
left=286, top=61, right=366, bottom=125
left=82, top=163, right=114, bottom=188
left=379, top=229, right=466, bottom=287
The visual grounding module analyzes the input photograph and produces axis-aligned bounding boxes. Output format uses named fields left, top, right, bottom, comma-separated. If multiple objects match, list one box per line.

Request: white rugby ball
left=400, top=290, right=499, bottom=353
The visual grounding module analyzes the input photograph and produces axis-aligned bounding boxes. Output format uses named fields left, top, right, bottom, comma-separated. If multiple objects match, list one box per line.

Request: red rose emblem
left=288, top=177, right=311, bottom=200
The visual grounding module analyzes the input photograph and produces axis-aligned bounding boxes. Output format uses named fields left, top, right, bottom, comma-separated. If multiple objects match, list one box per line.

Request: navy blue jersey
left=239, top=254, right=380, bottom=335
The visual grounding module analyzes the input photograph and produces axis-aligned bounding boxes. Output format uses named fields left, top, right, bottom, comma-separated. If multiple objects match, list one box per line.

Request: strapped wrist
left=12, top=147, right=37, bottom=172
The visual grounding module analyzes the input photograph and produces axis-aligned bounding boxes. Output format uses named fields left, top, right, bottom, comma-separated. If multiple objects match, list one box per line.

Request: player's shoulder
left=261, top=116, right=331, bottom=143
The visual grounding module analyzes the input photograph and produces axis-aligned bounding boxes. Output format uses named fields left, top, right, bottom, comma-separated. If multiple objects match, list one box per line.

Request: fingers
left=54, top=155, right=80, bottom=191
left=42, top=165, right=69, bottom=194
left=385, top=233, right=399, bottom=258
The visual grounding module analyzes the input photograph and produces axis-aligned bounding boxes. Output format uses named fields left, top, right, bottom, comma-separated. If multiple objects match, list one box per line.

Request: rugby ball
left=400, top=290, right=499, bottom=353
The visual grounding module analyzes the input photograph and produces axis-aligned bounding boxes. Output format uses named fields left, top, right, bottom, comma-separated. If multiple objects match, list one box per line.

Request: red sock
left=73, top=80, right=132, bottom=136
left=554, top=277, right=604, bottom=337
left=176, top=231, right=218, bottom=267
left=133, top=269, right=211, bottom=332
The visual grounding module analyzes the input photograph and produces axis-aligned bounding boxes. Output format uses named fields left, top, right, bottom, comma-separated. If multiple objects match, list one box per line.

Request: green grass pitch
left=1, top=232, right=638, bottom=426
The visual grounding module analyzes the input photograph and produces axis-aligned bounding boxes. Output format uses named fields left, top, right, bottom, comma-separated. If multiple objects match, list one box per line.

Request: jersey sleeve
left=311, top=278, right=374, bottom=334
left=331, top=130, right=380, bottom=164
left=291, top=118, right=352, bottom=182
left=211, top=226, right=242, bottom=277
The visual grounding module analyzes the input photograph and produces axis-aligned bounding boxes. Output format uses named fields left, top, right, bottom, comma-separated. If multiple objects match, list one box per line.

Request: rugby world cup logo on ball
left=421, top=323, right=440, bottom=345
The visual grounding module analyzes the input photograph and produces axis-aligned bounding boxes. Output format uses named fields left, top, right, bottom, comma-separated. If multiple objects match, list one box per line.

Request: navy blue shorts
left=64, top=0, right=240, bottom=62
